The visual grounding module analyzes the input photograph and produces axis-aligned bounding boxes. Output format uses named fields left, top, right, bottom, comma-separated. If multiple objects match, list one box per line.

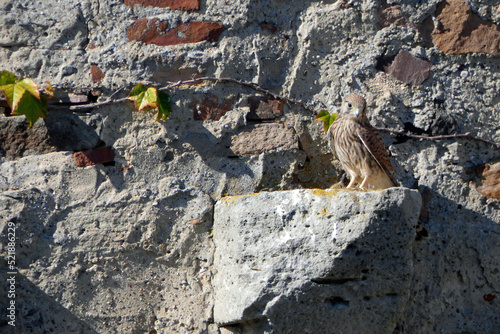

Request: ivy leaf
left=128, top=84, right=158, bottom=111
left=43, top=81, right=54, bottom=97
left=129, top=83, right=147, bottom=98
left=0, top=72, right=46, bottom=127
left=0, top=82, right=14, bottom=107
left=315, top=110, right=338, bottom=133
left=14, top=90, right=46, bottom=126
left=13, top=78, right=40, bottom=110
left=0, top=71, right=17, bottom=86
left=128, top=84, right=172, bottom=122
left=141, top=87, right=159, bottom=111
left=156, top=90, right=171, bottom=122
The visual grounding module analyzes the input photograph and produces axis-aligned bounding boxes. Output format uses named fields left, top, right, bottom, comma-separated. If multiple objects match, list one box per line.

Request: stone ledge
left=213, top=187, right=421, bottom=333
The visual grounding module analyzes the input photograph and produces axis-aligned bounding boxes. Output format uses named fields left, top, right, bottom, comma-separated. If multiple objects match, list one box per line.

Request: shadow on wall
left=0, top=112, right=104, bottom=161
left=395, top=185, right=500, bottom=333
left=0, top=271, right=99, bottom=334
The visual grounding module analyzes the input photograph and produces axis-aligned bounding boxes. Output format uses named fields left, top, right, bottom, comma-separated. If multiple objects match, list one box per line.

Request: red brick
left=378, top=4, right=415, bottom=29
left=432, top=0, right=500, bottom=56
left=384, top=50, right=432, bottom=85
left=247, top=96, right=283, bottom=120
left=90, top=64, right=105, bottom=84
left=476, top=162, right=500, bottom=200
left=123, top=0, right=200, bottom=11
left=74, top=146, right=115, bottom=167
left=191, top=94, right=235, bottom=121
left=127, top=19, right=225, bottom=46
left=126, top=18, right=169, bottom=44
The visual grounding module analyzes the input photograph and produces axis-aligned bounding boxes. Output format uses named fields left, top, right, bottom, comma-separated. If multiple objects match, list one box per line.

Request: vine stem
left=58, top=76, right=500, bottom=149
left=375, top=127, right=500, bottom=149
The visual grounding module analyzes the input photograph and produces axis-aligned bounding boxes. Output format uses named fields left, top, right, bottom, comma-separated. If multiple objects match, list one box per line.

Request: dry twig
left=376, top=127, right=500, bottom=149
left=16, top=76, right=498, bottom=150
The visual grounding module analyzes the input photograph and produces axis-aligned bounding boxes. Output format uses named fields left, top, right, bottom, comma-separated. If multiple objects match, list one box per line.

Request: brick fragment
left=123, top=0, right=200, bottom=11
left=127, top=19, right=225, bottom=46
left=74, top=146, right=115, bottom=167
left=192, top=94, right=235, bottom=121
left=247, top=96, right=283, bottom=120
left=432, top=0, right=500, bottom=56
left=384, top=50, right=432, bottom=85
left=378, top=4, right=415, bottom=29
left=476, top=162, right=500, bottom=200
left=126, top=18, right=169, bottom=44
left=90, top=64, right=105, bottom=84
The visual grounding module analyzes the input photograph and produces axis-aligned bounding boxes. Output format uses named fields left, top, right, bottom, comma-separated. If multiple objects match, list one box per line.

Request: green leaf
left=0, top=82, right=14, bottom=107
left=44, top=81, right=54, bottom=97
left=128, top=83, right=147, bottom=97
left=12, top=78, right=40, bottom=111
left=315, top=110, right=338, bottom=133
left=0, top=75, right=46, bottom=127
left=140, top=87, right=158, bottom=111
left=128, top=84, right=172, bottom=122
left=0, top=71, right=17, bottom=86
left=13, top=90, right=46, bottom=127
left=156, top=90, right=171, bottom=122
left=128, top=84, right=158, bottom=111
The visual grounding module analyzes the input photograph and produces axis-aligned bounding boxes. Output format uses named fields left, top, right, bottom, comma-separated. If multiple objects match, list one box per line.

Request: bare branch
left=69, top=97, right=129, bottom=111
left=376, top=127, right=500, bottom=149
left=158, top=76, right=316, bottom=113
left=11, top=76, right=497, bottom=150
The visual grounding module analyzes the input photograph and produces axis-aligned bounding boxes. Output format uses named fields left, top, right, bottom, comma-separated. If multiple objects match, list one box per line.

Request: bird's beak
left=353, top=107, right=362, bottom=117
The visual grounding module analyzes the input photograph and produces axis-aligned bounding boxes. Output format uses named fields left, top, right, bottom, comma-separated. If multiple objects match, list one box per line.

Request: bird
left=327, top=93, right=398, bottom=190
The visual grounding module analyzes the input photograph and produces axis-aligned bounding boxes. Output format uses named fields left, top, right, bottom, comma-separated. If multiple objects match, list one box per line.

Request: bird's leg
left=347, top=178, right=357, bottom=188
left=359, top=170, right=375, bottom=189
left=346, top=173, right=361, bottom=188
left=359, top=176, right=369, bottom=189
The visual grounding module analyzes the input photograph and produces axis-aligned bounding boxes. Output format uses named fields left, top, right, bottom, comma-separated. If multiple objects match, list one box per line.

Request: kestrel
left=328, top=93, right=398, bottom=190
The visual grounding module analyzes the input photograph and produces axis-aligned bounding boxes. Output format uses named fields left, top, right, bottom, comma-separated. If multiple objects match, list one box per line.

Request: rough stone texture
left=1, top=0, right=500, bottom=333
left=0, top=152, right=216, bottom=333
left=384, top=49, right=432, bottom=85
left=432, top=0, right=500, bottom=56
left=214, top=188, right=421, bottom=333
left=229, top=123, right=299, bottom=156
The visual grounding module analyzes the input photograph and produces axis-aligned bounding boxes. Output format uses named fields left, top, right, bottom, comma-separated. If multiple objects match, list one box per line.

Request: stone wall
left=0, top=0, right=500, bottom=333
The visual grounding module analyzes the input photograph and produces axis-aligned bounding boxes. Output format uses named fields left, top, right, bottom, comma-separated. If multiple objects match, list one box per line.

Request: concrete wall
left=0, top=0, right=499, bottom=333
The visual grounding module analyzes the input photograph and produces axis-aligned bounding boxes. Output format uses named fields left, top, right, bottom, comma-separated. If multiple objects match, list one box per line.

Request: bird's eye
left=347, top=102, right=352, bottom=108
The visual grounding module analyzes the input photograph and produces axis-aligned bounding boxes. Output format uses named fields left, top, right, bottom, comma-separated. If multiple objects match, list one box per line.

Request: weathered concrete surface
left=213, top=188, right=421, bottom=333
left=1, top=0, right=500, bottom=333
left=0, top=151, right=216, bottom=333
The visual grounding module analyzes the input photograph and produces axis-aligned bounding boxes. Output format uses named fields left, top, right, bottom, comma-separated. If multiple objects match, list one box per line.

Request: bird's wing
left=356, top=125, right=395, bottom=175
left=327, top=121, right=337, bottom=159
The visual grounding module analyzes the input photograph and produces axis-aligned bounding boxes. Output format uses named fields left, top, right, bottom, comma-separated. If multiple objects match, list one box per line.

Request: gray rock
left=229, top=123, right=299, bottom=157
left=214, top=187, right=421, bottom=333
